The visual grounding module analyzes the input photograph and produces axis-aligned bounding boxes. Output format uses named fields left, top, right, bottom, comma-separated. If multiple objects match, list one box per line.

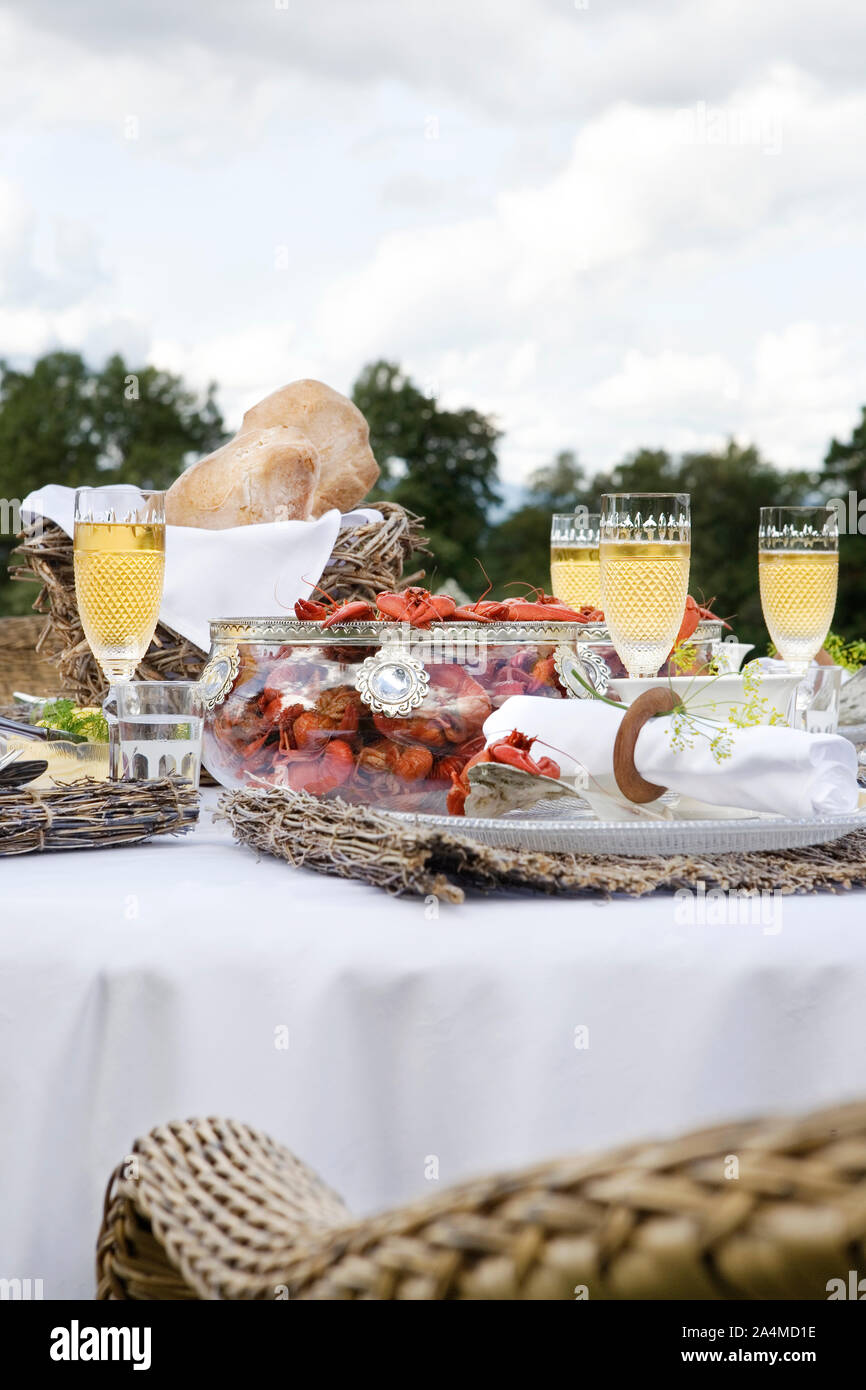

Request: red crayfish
left=444, top=572, right=512, bottom=623
left=447, top=599, right=511, bottom=622
left=475, top=649, right=565, bottom=705
left=375, top=587, right=456, bottom=626
left=352, top=739, right=437, bottom=811
left=295, top=585, right=458, bottom=629
left=444, top=593, right=602, bottom=625
left=446, top=729, right=561, bottom=816
left=292, top=685, right=364, bottom=749
left=356, top=739, right=434, bottom=784
left=294, top=588, right=379, bottom=628
left=271, top=739, right=356, bottom=796
left=673, top=596, right=732, bottom=648
left=497, top=587, right=599, bottom=623
left=373, top=664, right=492, bottom=750
left=294, top=583, right=603, bottom=629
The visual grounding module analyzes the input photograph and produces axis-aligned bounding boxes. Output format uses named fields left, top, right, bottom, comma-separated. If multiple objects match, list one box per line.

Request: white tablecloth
left=2, top=791, right=866, bottom=1298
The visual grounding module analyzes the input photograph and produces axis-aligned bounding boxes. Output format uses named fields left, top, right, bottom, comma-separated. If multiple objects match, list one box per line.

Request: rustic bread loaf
left=164, top=425, right=320, bottom=529
left=242, top=379, right=380, bottom=517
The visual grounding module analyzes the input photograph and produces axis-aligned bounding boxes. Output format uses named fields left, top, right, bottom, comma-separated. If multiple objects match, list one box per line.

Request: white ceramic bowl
left=608, top=672, right=801, bottom=726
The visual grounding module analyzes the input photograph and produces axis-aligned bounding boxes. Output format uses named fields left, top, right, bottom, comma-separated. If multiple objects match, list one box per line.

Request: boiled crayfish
left=292, top=685, right=364, bottom=748
left=271, top=740, right=356, bottom=796
left=373, top=664, right=492, bottom=750
left=294, top=590, right=379, bottom=628
left=499, top=587, right=602, bottom=623
left=356, top=740, right=434, bottom=784
left=376, top=587, right=456, bottom=625
left=294, top=584, right=603, bottom=628
left=294, top=585, right=455, bottom=628
left=212, top=580, right=607, bottom=808
left=446, top=729, right=561, bottom=816
left=673, top=596, right=731, bottom=648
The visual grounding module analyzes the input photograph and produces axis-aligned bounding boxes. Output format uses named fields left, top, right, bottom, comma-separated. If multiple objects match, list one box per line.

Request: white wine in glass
left=550, top=512, right=601, bottom=608
left=599, top=493, right=691, bottom=678
left=758, top=506, right=838, bottom=674
left=74, top=487, right=165, bottom=684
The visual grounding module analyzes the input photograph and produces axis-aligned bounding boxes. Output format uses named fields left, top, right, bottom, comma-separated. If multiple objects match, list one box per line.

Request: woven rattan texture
left=0, top=615, right=66, bottom=703
left=11, top=504, right=429, bottom=704
left=96, top=1103, right=866, bottom=1300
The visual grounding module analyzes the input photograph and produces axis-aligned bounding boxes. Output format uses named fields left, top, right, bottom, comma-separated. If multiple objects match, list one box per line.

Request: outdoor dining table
left=2, top=789, right=866, bottom=1298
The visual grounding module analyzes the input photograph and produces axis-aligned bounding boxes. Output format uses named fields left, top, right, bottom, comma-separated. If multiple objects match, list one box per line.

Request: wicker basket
left=11, top=503, right=428, bottom=705
left=96, top=1099, right=866, bottom=1300
left=0, top=615, right=67, bottom=704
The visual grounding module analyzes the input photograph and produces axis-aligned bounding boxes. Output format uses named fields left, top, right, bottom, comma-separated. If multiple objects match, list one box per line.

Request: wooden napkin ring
left=613, top=686, right=681, bottom=803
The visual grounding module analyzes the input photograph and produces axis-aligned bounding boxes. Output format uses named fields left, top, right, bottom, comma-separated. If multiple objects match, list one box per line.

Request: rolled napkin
left=484, top=695, right=859, bottom=820
left=22, top=485, right=382, bottom=653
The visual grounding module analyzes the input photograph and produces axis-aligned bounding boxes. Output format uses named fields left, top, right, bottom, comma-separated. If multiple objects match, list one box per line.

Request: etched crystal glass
left=550, top=512, right=601, bottom=608
left=599, top=493, right=691, bottom=678
left=758, top=505, right=838, bottom=675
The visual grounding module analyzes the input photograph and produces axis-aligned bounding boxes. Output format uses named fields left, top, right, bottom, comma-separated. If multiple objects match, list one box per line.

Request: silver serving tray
left=387, top=795, right=866, bottom=856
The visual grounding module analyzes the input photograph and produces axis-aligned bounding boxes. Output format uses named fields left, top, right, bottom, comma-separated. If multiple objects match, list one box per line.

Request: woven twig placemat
left=219, top=788, right=866, bottom=903
left=0, top=777, right=199, bottom=855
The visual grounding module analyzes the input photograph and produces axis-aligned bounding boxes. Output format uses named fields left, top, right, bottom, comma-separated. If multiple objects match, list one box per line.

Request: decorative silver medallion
left=197, top=645, right=241, bottom=711
left=554, top=642, right=611, bottom=699
left=354, top=649, right=430, bottom=716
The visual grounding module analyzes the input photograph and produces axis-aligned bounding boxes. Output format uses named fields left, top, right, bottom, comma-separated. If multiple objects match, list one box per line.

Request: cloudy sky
left=1, top=0, right=865, bottom=483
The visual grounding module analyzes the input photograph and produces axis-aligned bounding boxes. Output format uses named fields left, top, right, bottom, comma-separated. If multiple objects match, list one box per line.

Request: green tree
left=823, top=408, right=866, bottom=640
left=484, top=440, right=818, bottom=647
left=352, top=360, right=501, bottom=591
left=588, top=442, right=815, bottom=647
left=0, top=351, right=227, bottom=613
left=525, top=450, right=587, bottom=511
left=676, top=441, right=814, bottom=646
left=588, top=447, right=678, bottom=497
left=482, top=451, right=589, bottom=593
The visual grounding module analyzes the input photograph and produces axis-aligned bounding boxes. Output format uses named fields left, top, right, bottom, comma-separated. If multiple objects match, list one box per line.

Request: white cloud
left=747, top=323, right=865, bottom=468
left=1, top=3, right=865, bottom=483
left=7, top=1, right=866, bottom=121
left=150, top=325, right=306, bottom=427
left=308, top=67, right=866, bottom=473
left=0, top=304, right=148, bottom=365
left=584, top=350, right=741, bottom=413
left=319, top=66, right=866, bottom=342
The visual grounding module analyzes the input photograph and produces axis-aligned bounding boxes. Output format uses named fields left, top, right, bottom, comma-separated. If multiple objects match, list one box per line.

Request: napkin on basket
left=22, top=484, right=381, bottom=652
left=484, top=695, right=859, bottom=820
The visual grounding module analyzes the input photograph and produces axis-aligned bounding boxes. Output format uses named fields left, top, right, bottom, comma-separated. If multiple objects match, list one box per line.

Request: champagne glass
left=550, top=512, right=601, bottom=607
left=74, top=486, right=165, bottom=774
left=599, top=493, right=691, bottom=678
left=758, top=505, right=838, bottom=677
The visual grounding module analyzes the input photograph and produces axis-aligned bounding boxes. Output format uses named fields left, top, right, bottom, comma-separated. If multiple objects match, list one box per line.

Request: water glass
left=787, top=664, right=843, bottom=734
left=115, top=682, right=204, bottom=786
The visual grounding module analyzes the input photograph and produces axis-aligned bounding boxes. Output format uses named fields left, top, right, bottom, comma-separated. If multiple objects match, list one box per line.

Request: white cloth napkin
left=484, top=695, right=859, bottom=819
left=22, top=484, right=382, bottom=653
